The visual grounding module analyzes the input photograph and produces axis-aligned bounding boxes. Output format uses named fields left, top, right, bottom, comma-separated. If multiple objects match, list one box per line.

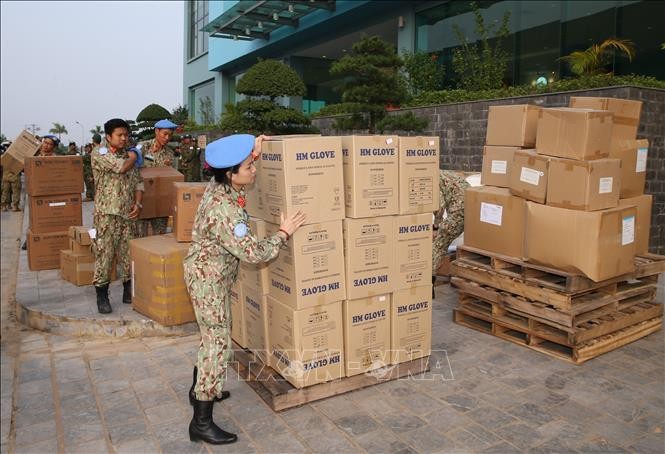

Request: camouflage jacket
left=184, top=181, right=285, bottom=287
left=92, top=147, right=144, bottom=218
left=434, top=170, right=470, bottom=233
left=82, top=153, right=93, bottom=177
left=138, top=139, right=175, bottom=168
left=179, top=144, right=201, bottom=169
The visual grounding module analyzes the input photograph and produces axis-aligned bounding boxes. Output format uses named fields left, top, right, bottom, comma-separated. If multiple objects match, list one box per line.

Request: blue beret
left=43, top=135, right=60, bottom=144
left=154, top=119, right=177, bottom=129
left=205, top=134, right=255, bottom=169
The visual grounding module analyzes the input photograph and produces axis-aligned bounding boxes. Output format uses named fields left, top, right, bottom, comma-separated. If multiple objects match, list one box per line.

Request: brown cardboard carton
left=464, top=186, right=527, bottom=259
left=393, top=213, right=433, bottom=289
left=173, top=182, right=207, bottom=242
left=244, top=155, right=264, bottom=219
left=238, top=217, right=270, bottom=294
left=139, top=167, right=185, bottom=219
left=569, top=97, right=641, bottom=141
left=525, top=203, right=636, bottom=281
left=481, top=146, right=520, bottom=188
left=547, top=157, right=621, bottom=211
left=535, top=108, right=613, bottom=160
left=60, top=250, right=94, bottom=286
left=610, top=139, right=648, bottom=198
left=242, top=285, right=270, bottom=364
left=343, top=217, right=395, bottom=299
left=69, top=238, right=90, bottom=254
left=342, top=135, right=399, bottom=218
left=259, top=136, right=344, bottom=224
left=0, top=130, right=41, bottom=174
left=266, top=220, right=345, bottom=310
left=230, top=283, right=247, bottom=348
left=397, top=136, right=440, bottom=214
left=129, top=233, right=195, bottom=326
left=508, top=150, right=550, bottom=203
left=24, top=156, right=84, bottom=196
left=619, top=195, right=653, bottom=254
left=343, top=294, right=391, bottom=376
left=485, top=105, right=540, bottom=147
left=390, top=285, right=432, bottom=365
left=27, top=230, right=69, bottom=271
left=68, top=226, right=92, bottom=245
left=29, top=194, right=82, bottom=234
left=267, top=297, right=344, bottom=388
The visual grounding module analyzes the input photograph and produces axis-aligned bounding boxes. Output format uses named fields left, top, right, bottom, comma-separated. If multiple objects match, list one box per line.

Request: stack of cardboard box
left=24, top=156, right=84, bottom=271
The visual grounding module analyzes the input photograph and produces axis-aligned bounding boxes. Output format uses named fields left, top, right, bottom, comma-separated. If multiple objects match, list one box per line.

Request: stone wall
left=312, top=86, right=665, bottom=254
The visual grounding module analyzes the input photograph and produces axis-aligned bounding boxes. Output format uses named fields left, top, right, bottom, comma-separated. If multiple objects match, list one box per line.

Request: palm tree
left=49, top=122, right=68, bottom=140
left=559, top=38, right=636, bottom=76
left=89, top=125, right=103, bottom=136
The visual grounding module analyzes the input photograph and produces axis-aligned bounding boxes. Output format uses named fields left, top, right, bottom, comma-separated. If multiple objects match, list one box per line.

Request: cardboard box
left=238, top=217, right=270, bottom=294
left=547, top=157, right=621, bottom=211
left=525, top=203, right=636, bottom=282
left=130, top=233, right=195, bottom=326
left=619, top=195, right=653, bottom=255
left=535, top=108, right=613, bottom=160
left=267, top=297, right=344, bottom=388
left=29, top=194, right=83, bottom=234
left=397, top=136, right=440, bottom=214
left=393, top=213, right=433, bottom=289
left=68, top=226, right=92, bottom=245
left=343, top=217, right=395, bottom=299
left=343, top=294, right=391, bottom=376
left=569, top=97, right=641, bottom=141
left=485, top=105, right=540, bottom=147
left=266, top=220, right=346, bottom=310
left=173, top=182, right=207, bottom=242
left=342, top=135, right=399, bottom=218
left=610, top=139, right=648, bottom=198
left=244, top=157, right=264, bottom=220
left=0, top=130, right=41, bottom=174
left=230, top=283, right=247, bottom=348
left=260, top=136, right=344, bottom=224
left=481, top=146, right=520, bottom=188
left=242, top=285, right=270, bottom=364
left=139, top=167, right=185, bottom=219
left=60, top=250, right=94, bottom=286
left=69, top=238, right=91, bottom=254
left=508, top=150, right=550, bottom=203
left=390, top=285, right=432, bottom=365
left=464, top=186, right=527, bottom=259
left=27, top=230, right=69, bottom=271
left=24, top=156, right=84, bottom=196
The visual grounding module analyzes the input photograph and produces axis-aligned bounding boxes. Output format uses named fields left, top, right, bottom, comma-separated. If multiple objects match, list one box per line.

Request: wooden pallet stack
left=451, top=245, right=664, bottom=364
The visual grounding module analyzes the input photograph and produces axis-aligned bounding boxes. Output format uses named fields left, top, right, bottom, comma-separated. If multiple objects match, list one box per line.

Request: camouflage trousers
left=93, top=213, right=134, bottom=286
left=184, top=273, right=233, bottom=401
left=432, top=226, right=464, bottom=275
left=1, top=179, right=21, bottom=209
left=84, top=175, right=95, bottom=200
left=136, top=217, right=168, bottom=237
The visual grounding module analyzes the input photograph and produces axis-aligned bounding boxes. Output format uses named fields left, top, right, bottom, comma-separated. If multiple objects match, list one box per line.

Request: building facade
left=183, top=0, right=665, bottom=123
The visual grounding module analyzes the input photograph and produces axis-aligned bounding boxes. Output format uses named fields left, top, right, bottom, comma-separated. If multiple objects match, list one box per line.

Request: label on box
left=428, top=140, right=435, bottom=146
left=88, top=228, right=97, bottom=239
left=520, top=167, right=541, bottom=186
left=491, top=160, right=507, bottom=174
left=49, top=202, right=66, bottom=207
left=636, top=147, right=648, bottom=173
left=480, top=202, right=503, bottom=226
left=622, top=216, right=635, bottom=246
left=598, top=177, right=613, bottom=194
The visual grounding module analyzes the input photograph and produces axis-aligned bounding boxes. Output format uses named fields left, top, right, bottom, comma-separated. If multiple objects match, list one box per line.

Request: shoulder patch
left=233, top=222, right=248, bottom=239
left=99, top=147, right=108, bottom=155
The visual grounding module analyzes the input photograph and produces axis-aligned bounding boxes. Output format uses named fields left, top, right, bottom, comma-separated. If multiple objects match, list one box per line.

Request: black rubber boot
left=122, top=280, right=132, bottom=304
left=432, top=275, right=436, bottom=299
left=189, top=398, right=237, bottom=444
left=189, top=366, right=229, bottom=405
left=95, top=284, right=112, bottom=314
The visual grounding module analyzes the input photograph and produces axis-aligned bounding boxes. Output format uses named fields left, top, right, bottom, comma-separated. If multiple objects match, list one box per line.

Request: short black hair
left=104, top=118, right=130, bottom=136
left=212, top=164, right=241, bottom=186
left=92, top=133, right=102, bottom=144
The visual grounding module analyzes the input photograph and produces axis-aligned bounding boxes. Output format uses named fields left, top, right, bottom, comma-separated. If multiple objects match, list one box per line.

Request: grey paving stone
left=103, top=400, right=143, bottom=427
left=440, top=391, right=480, bottom=413
left=108, top=418, right=149, bottom=445
left=530, top=437, right=577, bottom=454
left=95, top=378, right=131, bottom=395
left=130, top=377, right=167, bottom=394
left=626, top=433, right=665, bottom=454
left=576, top=437, right=630, bottom=453
left=467, top=405, right=518, bottom=429
left=67, top=438, right=111, bottom=454
left=481, top=441, right=523, bottom=453
left=252, top=432, right=308, bottom=453
left=58, top=378, right=92, bottom=398
left=312, top=395, right=360, bottom=419
left=584, top=415, right=645, bottom=447
left=356, top=429, right=416, bottom=454
left=399, top=425, right=458, bottom=452
left=281, top=405, right=337, bottom=434
left=241, top=414, right=288, bottom=438
left=136, top=389, right=178, bottom=410
left=448, top=423, right=501, bottom=451
left=62, top=421, right=105, bottom=448
left=14, top=419, right=57, bottom=447
left=13, top=438, right=58, bottom=454
left=377, top=411, right=427, bottom=434
left=493, top=422, right=546, bottom=450
left=18, top=367, right=50, bottom=384
left=144, top=402, right=188, bottom=425
left=506, top=402, right=555, bottom=427
left=114, top=436, right=160, bottom=454
left=160, top=440, right=209, bottom=454
left=334, top=413, right=380, bottom=438
left=549, top=400, right=602, bottom=422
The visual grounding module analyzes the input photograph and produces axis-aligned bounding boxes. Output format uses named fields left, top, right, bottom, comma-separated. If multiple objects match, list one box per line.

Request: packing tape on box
left=154, top=285, right=189, bottom=296
left=557, top=200, right=586, bottom=210
left=152, top=270, right=183, bottom=279
left=149, top=256, right=184, bottom=265
left=77, top=263, right=94, bottom=272
left=133, top=301, right=193, bottom=317
left=612, top=116, right=639, bottom=127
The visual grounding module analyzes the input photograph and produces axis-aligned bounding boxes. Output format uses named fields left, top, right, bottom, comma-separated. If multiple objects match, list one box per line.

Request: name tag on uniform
left=233, top=223, right=248, bottom=239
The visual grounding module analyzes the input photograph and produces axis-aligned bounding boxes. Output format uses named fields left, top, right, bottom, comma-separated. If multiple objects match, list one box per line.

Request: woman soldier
left=184, top=134, right=306, bottom=445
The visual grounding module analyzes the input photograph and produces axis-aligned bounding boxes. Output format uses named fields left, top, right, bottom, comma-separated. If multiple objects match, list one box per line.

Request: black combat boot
left=189, top=366, right=229, bottom=405
left=95, top=284, right=112, bottom=314
left=122, top=280, right=132, bottom=304
left=189, top=398, right=237, bottom=444
left=432, top=275, right=436, bottom=299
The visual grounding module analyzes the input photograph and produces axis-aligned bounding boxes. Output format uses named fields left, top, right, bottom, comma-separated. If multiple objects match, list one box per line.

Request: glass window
left=189, top=0, right=209, bottom=59
left=190, top=81, right=215, bottom=124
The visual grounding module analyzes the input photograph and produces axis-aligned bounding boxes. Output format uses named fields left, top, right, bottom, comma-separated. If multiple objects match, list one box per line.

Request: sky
left=1, top=0, right=184, bottom=145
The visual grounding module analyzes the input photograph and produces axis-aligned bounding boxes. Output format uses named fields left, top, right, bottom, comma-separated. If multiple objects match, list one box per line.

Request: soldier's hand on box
left=253, top=134, right=271, bottom=158
left=279, top=210, right=306, bottom=237
left=129, top=203, right=141, bottom=220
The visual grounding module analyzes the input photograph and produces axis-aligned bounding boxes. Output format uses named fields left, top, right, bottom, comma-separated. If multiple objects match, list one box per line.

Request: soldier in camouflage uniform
left=37, top=135, right=59, bottom=156
left=92, top=119, right=144, bottom=314
left=1, top=169, right=21, bottom=211
left=184, top=134, right=305, bottom=445
left=432, top=170, right=469, bottom=296
left=179, top=134, right=202, bottom=182
left=136, top=119, right=177, bottom=237
left=82, top=144, right=94, bottom=200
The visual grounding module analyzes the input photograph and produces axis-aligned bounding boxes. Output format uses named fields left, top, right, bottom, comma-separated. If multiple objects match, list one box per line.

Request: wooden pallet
left=452, top=276, right=657, bottom=328
left=455, top=245, right=665, bottom=294
left=230, top=346, right=430, bottom=411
